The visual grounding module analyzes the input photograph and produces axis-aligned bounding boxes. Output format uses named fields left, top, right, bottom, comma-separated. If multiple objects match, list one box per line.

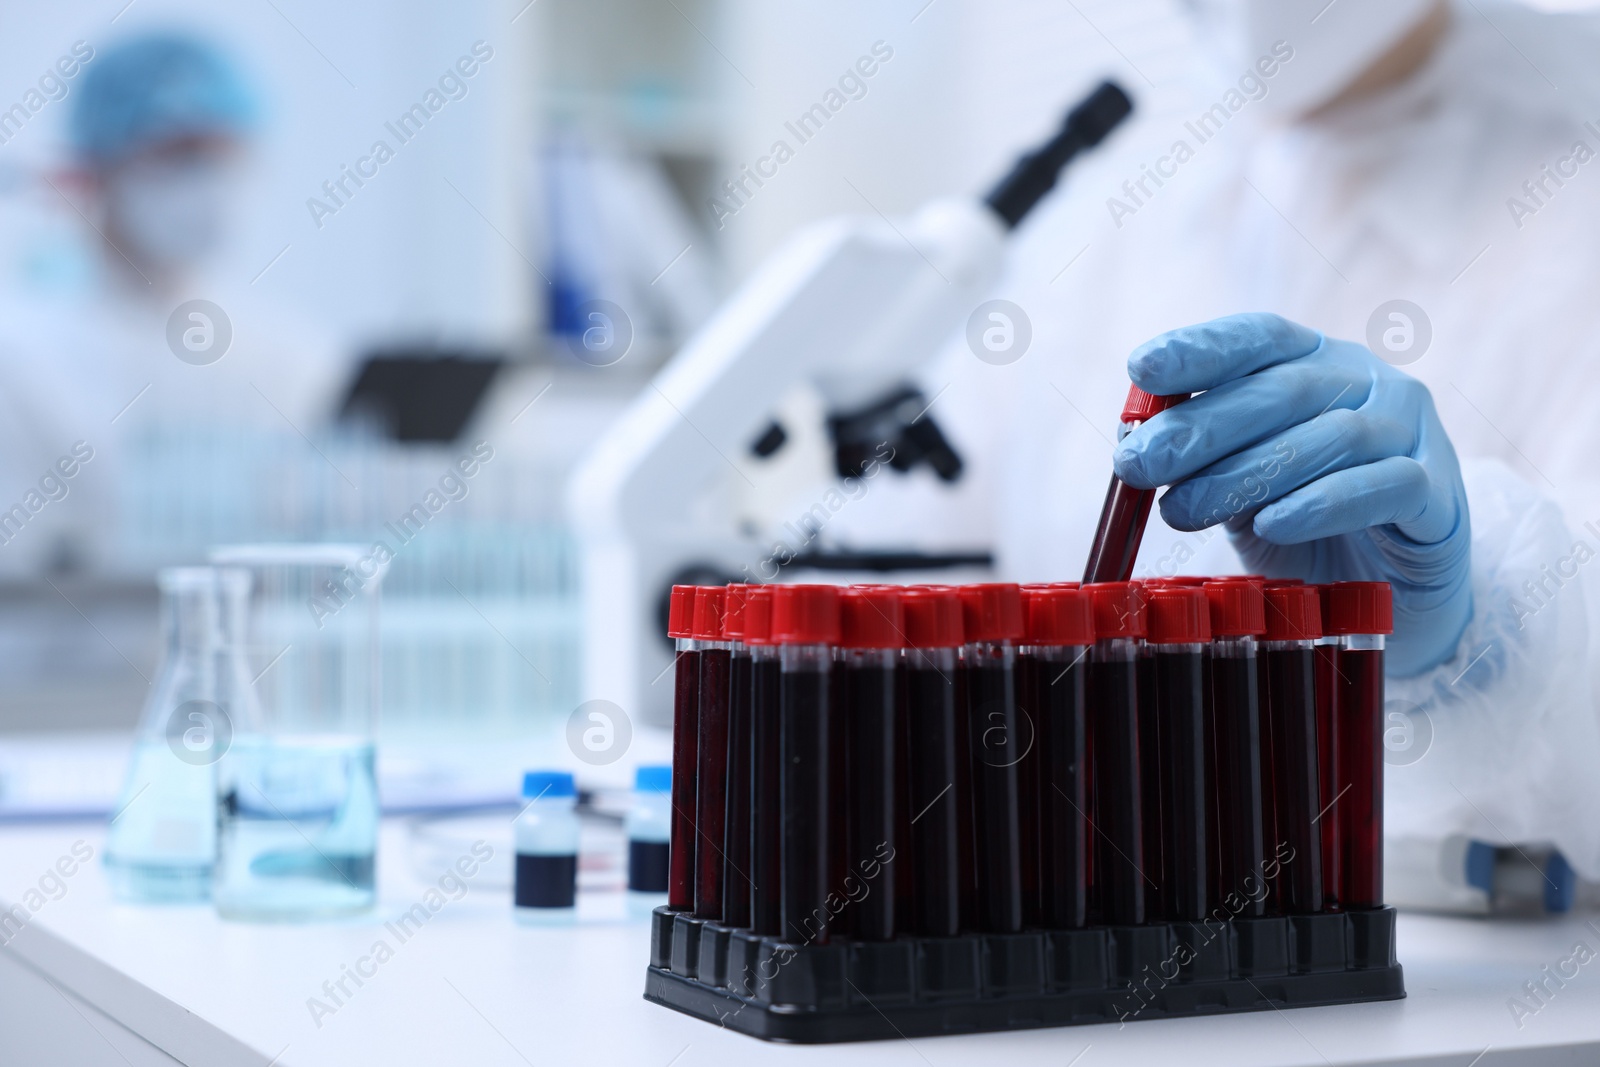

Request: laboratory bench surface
left=3, top=819, right=1599, bottom=1067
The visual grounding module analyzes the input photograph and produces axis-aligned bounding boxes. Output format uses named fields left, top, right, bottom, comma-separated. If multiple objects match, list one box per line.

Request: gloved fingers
left=1250, top=455, right=1437, bottom=545
left=1116, top=359, right=1373, bottom=489
left=1156, top=408, right=1416, bottom=532
left=1126, top=312, right=1323, bottom=396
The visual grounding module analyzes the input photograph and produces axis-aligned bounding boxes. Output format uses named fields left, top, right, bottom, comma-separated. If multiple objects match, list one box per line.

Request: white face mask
left=1186, top=0, right=1438, bottom=117
left=103, top=153, right=236, bottom=272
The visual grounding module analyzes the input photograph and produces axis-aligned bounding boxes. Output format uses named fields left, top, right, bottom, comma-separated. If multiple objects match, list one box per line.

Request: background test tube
left=774, top=584, right=841, bottom=944
left=1326, top=582, right=1393, bottom=910
left=721, top=585, right=755, bottom=929
left=1206, top=579, right=1267, bottom=918
left=1022, top=584, right=1094, bottom=929
left=959, top=583, right=1028, bottom=934
left=692, top=587, right=731, bottom=920
left=745, top=587, right=782, bottom=936
left=1085, top=581, right=1147, bottom=926
left=901, top=587, right=966, bottom=937
left=1262, top=582, right=1325, bottom=914
left=1314, top=592, right=1342, bottom=912
left=666, top=585, right=700, bottom=911
left=837, top=587, right=904, bottom=940
left=1146, top=585, right=1211, bottom=923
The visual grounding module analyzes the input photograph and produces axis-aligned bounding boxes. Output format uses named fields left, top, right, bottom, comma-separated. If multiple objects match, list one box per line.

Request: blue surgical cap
left=70, top=33, right=256, bottom=166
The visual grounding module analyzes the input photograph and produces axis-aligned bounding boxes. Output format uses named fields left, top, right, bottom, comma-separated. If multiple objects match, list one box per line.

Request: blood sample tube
left=837, top=587, right=903, bottom=940
left=745, top=586, right=782, bottom=936
left=1084, top=581, right=1147, bottom=926
left=1146, top=585, right=1211, bottom=922
left=1082, top=385, right=1190, bottom=584
left=1205, top=579, right=1268, bottom=917
left=1324, top=582, right=1393, bottom=910
left=901, top=586, right=966, bottom=937
left=773, top=584, right=841, bottom=944
left=958, top=583, right=1028, bottom=933
left=1022, top=585, right=1094, bottom=929
left=721, top=585, right=755, bottom=928
left=693, top=587, right=730, bottom=920
left=1313, top=589, right=1341, bottom=911
left=1261, top=583, right=1325, bottom=914
left=666, top=585, right=700, bottom=911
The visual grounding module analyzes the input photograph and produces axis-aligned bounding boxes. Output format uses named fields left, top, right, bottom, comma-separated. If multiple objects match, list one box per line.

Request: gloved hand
left=1112, top=312, right=1472, bottom=676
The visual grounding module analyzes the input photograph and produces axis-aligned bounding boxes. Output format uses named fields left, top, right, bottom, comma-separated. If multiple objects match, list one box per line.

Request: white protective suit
left=832, top=0, right=1600, bottom=879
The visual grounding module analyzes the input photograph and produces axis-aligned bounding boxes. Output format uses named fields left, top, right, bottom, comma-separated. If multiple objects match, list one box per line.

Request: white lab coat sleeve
left=1384, top=457, right=1600, bottom=879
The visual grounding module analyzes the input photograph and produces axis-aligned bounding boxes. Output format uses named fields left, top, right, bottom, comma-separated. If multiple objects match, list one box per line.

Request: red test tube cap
left=1204, top=579, right=1266, bottom=636
left=1121, top=384, right=1190, bottom=424
left=1085, top=581, right=1147, bottom=639
left=958, top=583, right=1025, bottom=643
left=722, top=584, right=751, bottom=640
left=901, top=586, right=964, bottom=648
left=667, top=585, right=698, bottom=639
left=1146, top=586, right=1211, bottom=644
left=839, top=586, right=906, bottom=649
left=691, top=586, right=727, bottom=641
left=1324, top=581, right=1394, bottom=636
left=1023, top=585, right=1094, bottom=646
left=770, top=584, right=842, bottom=645
left=1264, top=584, right=1322, bottom=641
left=743, top=585, right=774, bottom=645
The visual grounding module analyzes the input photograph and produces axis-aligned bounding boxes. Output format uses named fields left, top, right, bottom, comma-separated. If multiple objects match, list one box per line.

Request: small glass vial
left=626, top=765, right=672, bottom=915
left=515, top=771, right=579, bottom=924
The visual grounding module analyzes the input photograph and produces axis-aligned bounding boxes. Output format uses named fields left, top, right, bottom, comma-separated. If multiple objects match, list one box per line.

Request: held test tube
left=1261, top=583, right=1325, bottom=914
left=1145, top=586, right=1211, bottom=922
left=1085, top=581, right=1147, bottom=926
left=1205, top=579, right=1268, bottom=918
left=1325, top=582, right=1393, bottom=910
left=693, top=588, right=731, bottom=920
left=901, top=587, right=967, bottom=937
left=837, top=587, right=904, bottom=941
left=1083, top=386, right=1189, bottom=584
left=745, top=587, right=783, bottom=936
left=666, top=586, right=700, bottom=911
left=959, top=583, right=1028, bottom=934
left=722, top=586, right=755, bottom=929
left=1021, top=585, right=1094, bottom=929
left=773, top=585, right=842, bottom=944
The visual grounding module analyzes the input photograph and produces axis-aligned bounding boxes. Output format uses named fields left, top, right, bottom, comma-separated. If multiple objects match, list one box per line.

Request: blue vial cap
left=1545, top=851, right=1577, bottom=914
left=635, top=765, right=671, bottom=792
left=522, top=770, right=575, bottom=799
left=1464, top=840, right=1495, bottom=895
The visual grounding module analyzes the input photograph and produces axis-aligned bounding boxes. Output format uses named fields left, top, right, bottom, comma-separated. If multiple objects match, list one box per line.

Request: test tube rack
left=644, top=903, right=1402, bottom=1042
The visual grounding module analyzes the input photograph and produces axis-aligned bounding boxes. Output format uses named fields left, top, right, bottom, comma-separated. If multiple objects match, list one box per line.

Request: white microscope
left=568, top=82, right=1133, bottom=726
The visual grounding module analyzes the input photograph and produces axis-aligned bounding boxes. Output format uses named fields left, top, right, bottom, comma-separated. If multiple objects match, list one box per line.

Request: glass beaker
left=209, top=544, right=386, bottom=921
left=105, top=567, right=251, bottom=902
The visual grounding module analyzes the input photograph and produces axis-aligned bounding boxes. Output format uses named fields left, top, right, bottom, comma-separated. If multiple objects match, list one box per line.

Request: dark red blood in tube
left=693, top=588, right=730, bottom=920
left=745, top=588, right=782, bottom=935
left=1326, top=582, right=1392, bottom=910
left=666, top=586, right=700, bottom=911
left=1206, top=580, right=1267, bottom=918
left=1261, top=584, right=1324, bottom=914
left=901, top=587, right=965, bottom=937
left=1146, top=586, right=1211, bottom=922
left=722, top=586, right=755, bottom=928
left=838, top=588, right=903, bottom=941
left=1084, top=582, right=1146, bottom=926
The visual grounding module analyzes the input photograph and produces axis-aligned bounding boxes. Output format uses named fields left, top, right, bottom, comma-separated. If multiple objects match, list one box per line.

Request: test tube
left=1146, top=585, right=1211, bottom=922
left=1313, top=588, right=1341, bottom=911
left=901, top=586, right=966, bottom=937
left=1325, top=582, right=1393, bottom=910
left=721, top=585, right=755, bottom=929
left=692, top=588, right=731, bottom=920
left=745, top=587, right=782, bottom=936
left=959, top=583, right=1028, bottom=933
left=773, top=584, right=841, bottom=944
left=1022, top=584, right=1094, bottom=929
left=1084, top=581, right=1147, bottom=926
left=1205, top=579, right=1267, bottom=917
left=837, top=587, right=904, bottom=940
left=1261, top=583, right=1325, bottom=914
left=1082, top=385, right=1190, bottom=584
left=666, top=585, right=700, bottom=911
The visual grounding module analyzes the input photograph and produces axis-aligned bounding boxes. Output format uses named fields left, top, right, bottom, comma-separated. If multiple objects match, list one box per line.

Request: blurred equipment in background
left=568, top=81, right=1133, bottom=726
left=337, top=348, right=505, bottom=443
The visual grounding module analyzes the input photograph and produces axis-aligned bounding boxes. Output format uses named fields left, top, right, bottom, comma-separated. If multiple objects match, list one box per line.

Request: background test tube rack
left=643, top=579, right=1404, bottom=1043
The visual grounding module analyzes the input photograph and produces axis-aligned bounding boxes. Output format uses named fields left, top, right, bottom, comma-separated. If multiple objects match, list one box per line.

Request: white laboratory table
left=3, top=819, right=1599, bottom=1067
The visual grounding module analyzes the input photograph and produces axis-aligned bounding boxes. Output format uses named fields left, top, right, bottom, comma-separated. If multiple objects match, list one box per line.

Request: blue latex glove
left=1113, top=313, right=1472, bottom=676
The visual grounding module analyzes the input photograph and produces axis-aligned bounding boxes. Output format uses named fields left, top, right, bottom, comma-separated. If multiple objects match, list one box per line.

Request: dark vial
left=839, top=647, right=897, bottom=940
left=780, top=645, right=834, bottom=944
left=965, top=641, right=1026, bottom=933
left=1088, top=637, right=1145, bottom=926
left=749, top=648, right=782, bottom=935
left=1314, top=637, right=1342, bottom=911
left=1136, top=645, right=1165, bottom=920
left=1338, top=643, right=1385, bottom=908
left=694, top=643, right=732, bottom=920
left=721, top=646, right=755, bottom=927
left=1211, top=638, right=1267, bottom=918
left=668, top=643, right=700, bottom=911
left=1153, top=644, right=1209, bottom=922
left=1262, top=641, right=1324, bottom=913
left=905, top=647, right=963, bottom=936
left=1034, top=644, right=1090, bottom=928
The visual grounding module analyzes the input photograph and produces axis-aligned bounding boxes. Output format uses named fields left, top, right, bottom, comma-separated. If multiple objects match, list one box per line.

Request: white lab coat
left=833, top=0, right=1600, bottom=878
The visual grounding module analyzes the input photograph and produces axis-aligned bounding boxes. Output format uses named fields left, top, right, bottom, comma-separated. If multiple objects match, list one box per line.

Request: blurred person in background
left=0, top=32, right=340, bottom=577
